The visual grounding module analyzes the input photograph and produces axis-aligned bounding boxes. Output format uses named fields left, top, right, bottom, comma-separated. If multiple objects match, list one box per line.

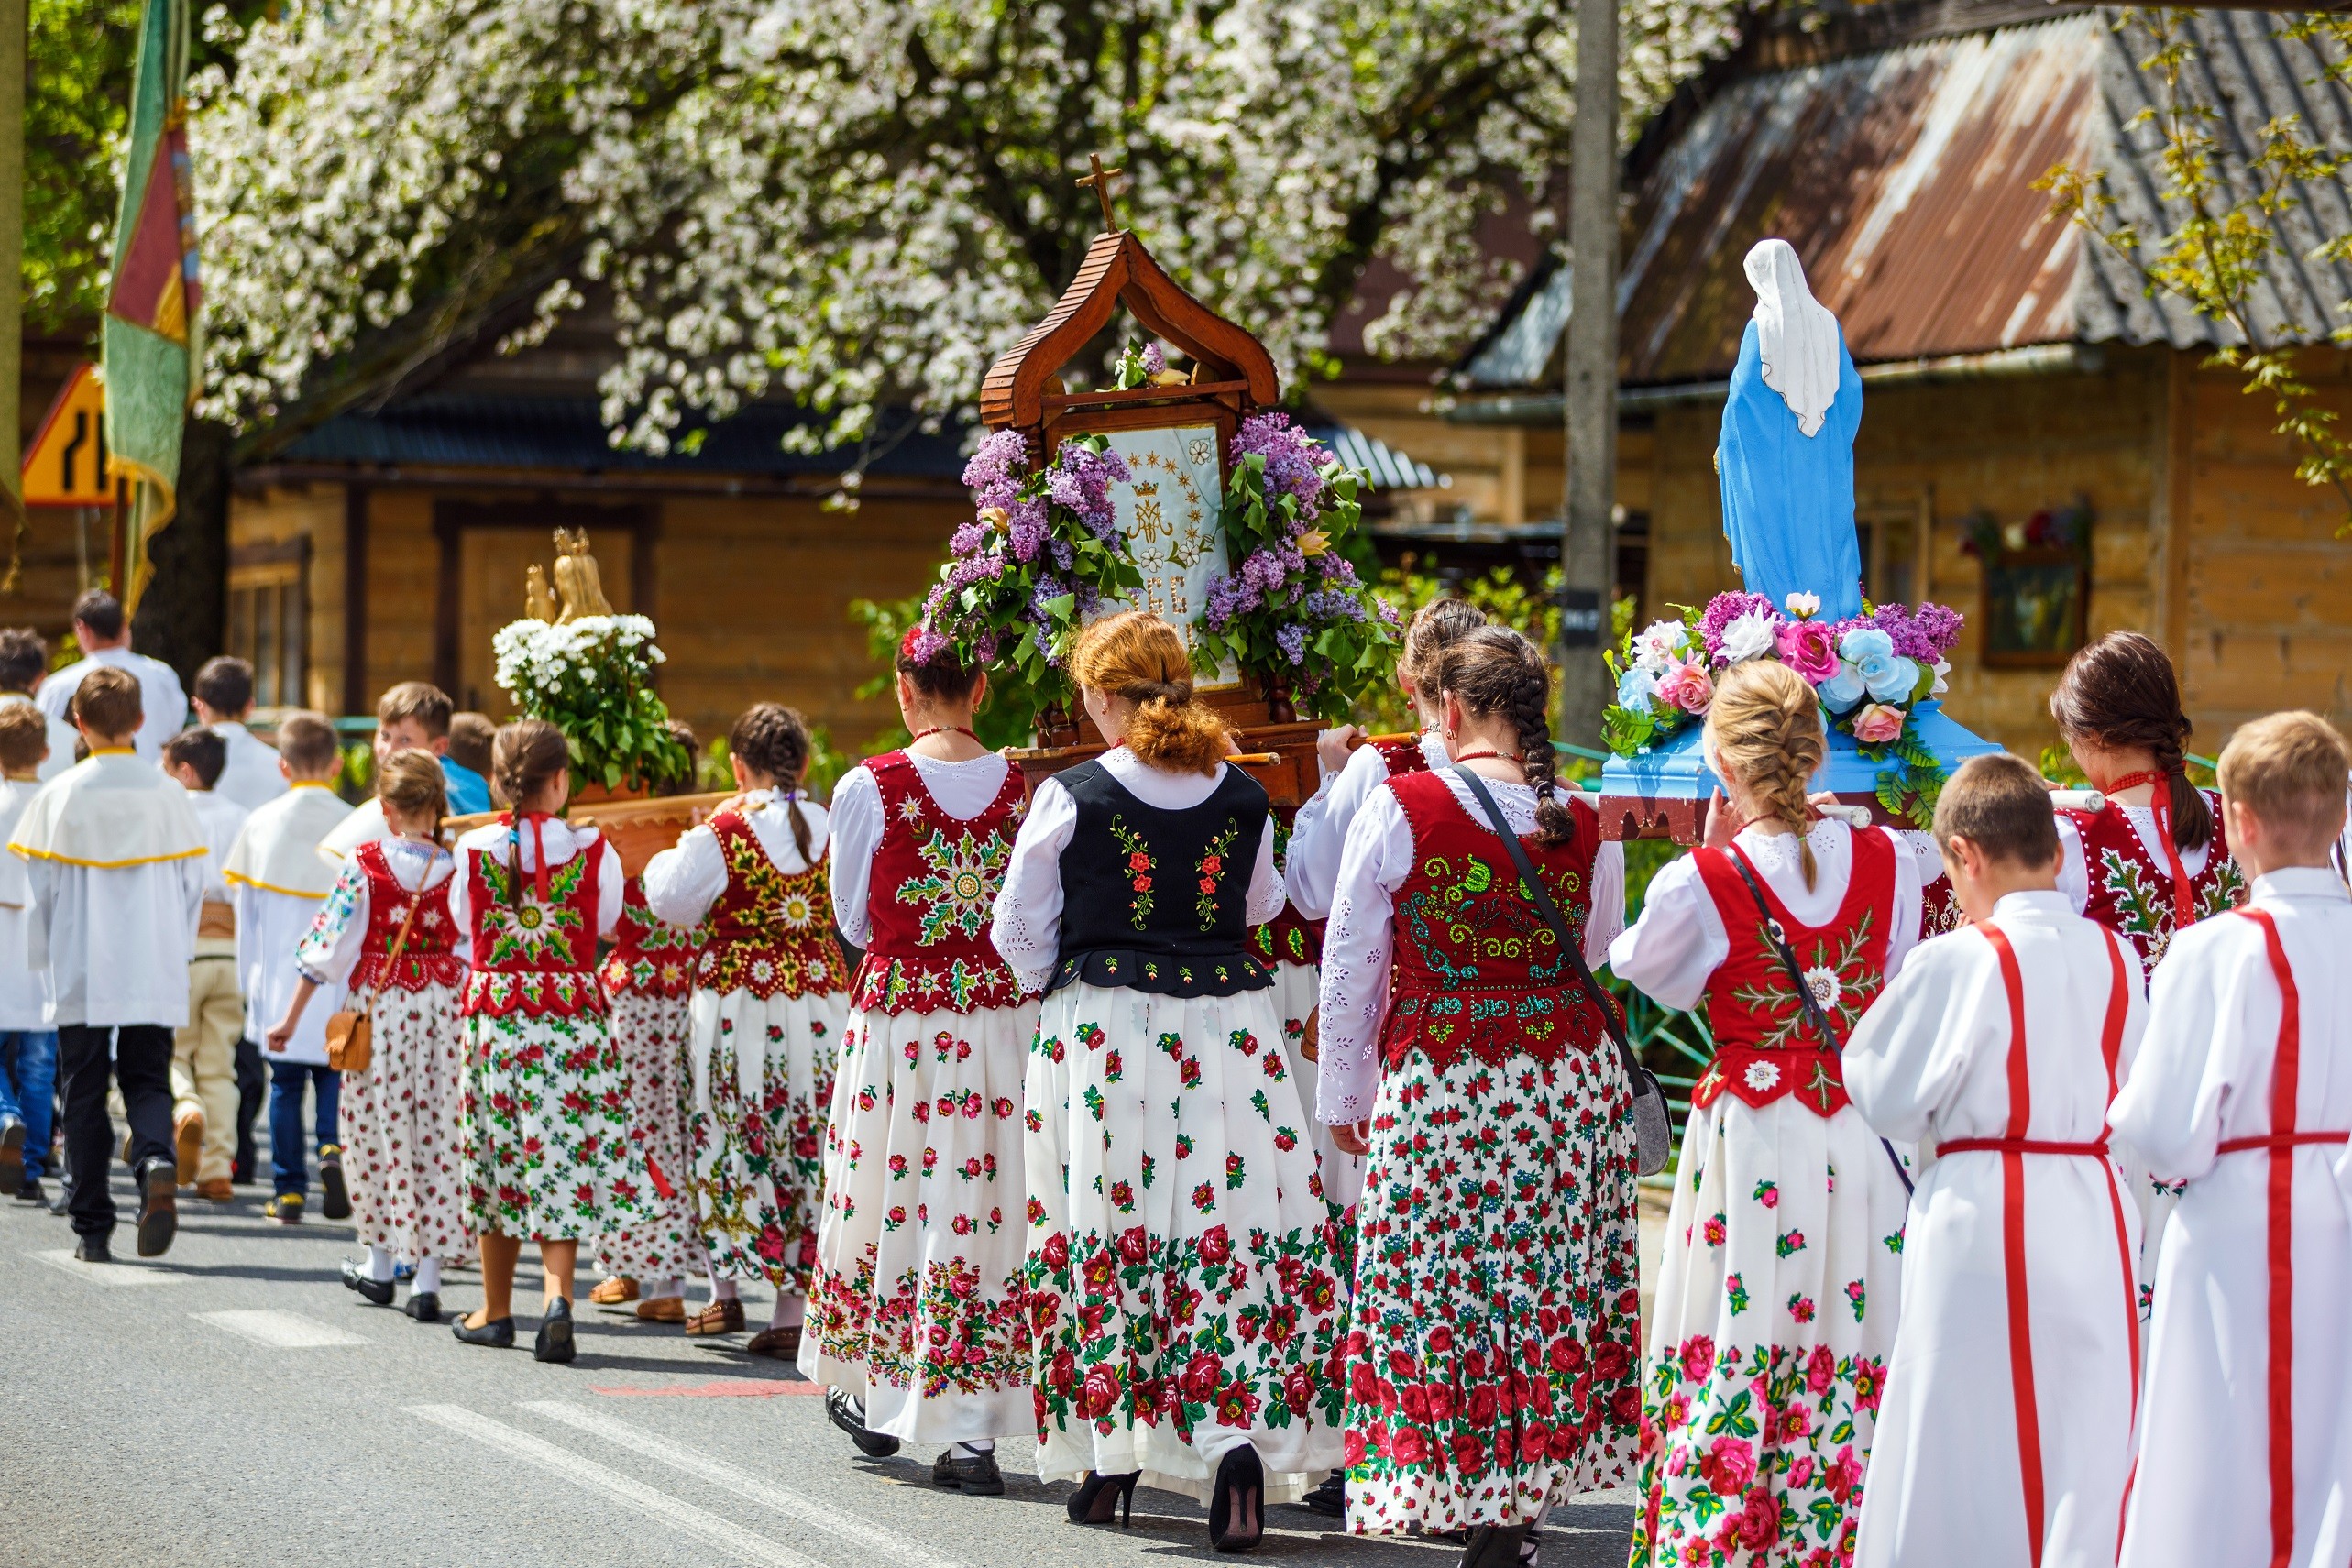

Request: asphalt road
left=0, top=1158, right=1641, bottom=1568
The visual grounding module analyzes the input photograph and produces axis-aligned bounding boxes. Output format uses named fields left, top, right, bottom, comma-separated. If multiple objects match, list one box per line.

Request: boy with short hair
left=2113, top=712, right=2352, bottom=1568
left=443, top=710, right=495, bottom=816
left=191, top=655, right=287, bottom=812
left=8, top=666, right=207, bottom=1260
left=224, top=710, right=354, bottom=1224
left=317, top=681, right=456, bottom=864
left=0, top=627, right=77, bottom=783
left=0, top=705, right=56, bottom=1200
left=1845, top=751, right=2148, bottom=1568
left=161, top=728, right=249, bottom=1200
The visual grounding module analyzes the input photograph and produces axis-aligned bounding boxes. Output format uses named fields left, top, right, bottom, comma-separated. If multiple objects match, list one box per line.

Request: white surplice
left=2110, top=867, right=2352, bottom=1568
left=209, top=721, right=289, bottom=813
left=225, top=784, right=355, bottom=1065
left=35, top=646, right=187, bottom=762
left=1844, top=892, right=2146, bottom=1568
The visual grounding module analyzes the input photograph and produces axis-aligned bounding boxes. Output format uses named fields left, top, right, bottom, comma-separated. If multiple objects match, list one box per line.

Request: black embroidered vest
left=1049, top=757, right=1273, bottom=999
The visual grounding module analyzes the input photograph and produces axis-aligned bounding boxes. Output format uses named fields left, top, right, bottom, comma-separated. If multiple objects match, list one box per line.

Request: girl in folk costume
left=271, top=751, right=470, bottom=1323
left=992, top=610, right=1344, bottom=1551
left=1613, top=661, right=1923, bottom=1568
left=589, top=721, right=709, bottom=1327
left=644, top=703, right=850, bottom=1354
left=2110, top=714, right=2352, bottom=1568
left=1842, top=754, right=2148, bottom=1568
left=803, top=630, right=1037, bottom=1492
left=448, top=719, right=648, bottom=1364
left=1316, top=626, right=1635, bottom=1567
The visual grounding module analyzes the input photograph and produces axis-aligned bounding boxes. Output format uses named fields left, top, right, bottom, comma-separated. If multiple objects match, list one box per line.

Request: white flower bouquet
left=491, top=614, right=693, bottom=795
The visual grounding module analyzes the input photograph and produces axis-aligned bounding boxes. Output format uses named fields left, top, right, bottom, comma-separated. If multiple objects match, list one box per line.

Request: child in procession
left=225, top=711, right=356, bottom=1224
left=1317, top=625, right=1636, bottom=1566
left=9, top=667, right=208, bottom=1260
left=1612, top=659, right=1923, bottom=1568
left=2109, top=712, right=2352, bottom=1568
left=804, top=629, right=1037, bottom=1488
left=991, top=609, right=1343, bottom=1551
left=271, top=749, right=470, bottom=1322
left=644, top=703, right=850, bottom=1354
left=449, top=718, right=647, bottom=1362
left=1843, top=752, right=2147, bottom=1568
left=191, top=656, right=288, bottom=812
left=161, top=728, right=250, bottom=1199
left=0, top=706, right=56, bottom=1201
left=316, top=682, right=460, bottom=864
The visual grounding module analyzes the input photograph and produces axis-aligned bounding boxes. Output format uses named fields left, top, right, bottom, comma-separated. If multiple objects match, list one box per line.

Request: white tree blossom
left=192, top=0, right=1740, bottom=451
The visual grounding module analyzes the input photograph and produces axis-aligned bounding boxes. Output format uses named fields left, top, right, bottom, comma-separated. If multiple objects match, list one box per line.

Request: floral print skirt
left=459, top=1002, right=650, bottom=1243
left=343, top=981, right=470, bottom=1262
left=1269, top=959, right=1363, bottom=1212
left=1344, top=1043, right=1641, bottom=1535
left=1634, top=1096, right=1912, bottom=1568
left=596, top=990, right=703, bottom=1285
left=687, top=984, right=847, bottom=1291
left=1025, top=981, right=1346, bottom=1502
left=802, top=999, right=1039, bottom=1444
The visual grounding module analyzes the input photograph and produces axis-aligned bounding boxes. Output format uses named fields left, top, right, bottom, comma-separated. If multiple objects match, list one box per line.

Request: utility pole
left=1559, top=0, right=1619, bottom=747
left=0, top=0, right=24, bottom=564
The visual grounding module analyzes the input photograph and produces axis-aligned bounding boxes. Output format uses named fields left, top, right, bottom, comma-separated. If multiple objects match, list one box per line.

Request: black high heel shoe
left=1209, top=1445, right=1265, bottom=1552
left=534, top=1297, right=577, bottom=1364
left=1066, top=1469, right=1140, bottom=1526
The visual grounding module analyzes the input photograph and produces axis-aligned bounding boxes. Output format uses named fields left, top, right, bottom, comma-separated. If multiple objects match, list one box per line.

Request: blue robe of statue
left=1716, top=318, right=1864, bottom=620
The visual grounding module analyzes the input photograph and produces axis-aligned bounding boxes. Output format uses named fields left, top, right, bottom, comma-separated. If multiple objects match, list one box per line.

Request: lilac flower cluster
left=1847, top=601, right=1963, bottom=663
left=1233, top=411, right=1325, bottom=524
left=1696, top=591, right=1776, bottom=653
left=1141, top=343, right=1166, bottom=377
left=1044, top=442, right=1128, bottom=544
left=960, top=429, right=1029, bottom=510
left=1274, top=623, right=1309, bottom=665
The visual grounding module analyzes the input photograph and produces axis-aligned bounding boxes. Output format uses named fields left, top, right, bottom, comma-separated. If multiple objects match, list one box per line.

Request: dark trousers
left=232, top=1036, right=265, bottom=1182
left=58, top=1024, right=175, bottom=1242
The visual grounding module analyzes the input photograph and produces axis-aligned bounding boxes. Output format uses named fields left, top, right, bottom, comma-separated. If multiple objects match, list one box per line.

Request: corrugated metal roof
left=1467, top=8, right=2352, bottom=390
left=1302, top=422, right=1445, bottom=490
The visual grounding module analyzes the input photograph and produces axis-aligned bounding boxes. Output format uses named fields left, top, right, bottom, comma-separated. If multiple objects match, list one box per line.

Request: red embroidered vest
left=1688, top=826, right=1896, bottom=1117
left=352, top=839, right=465, bottom=992
left=2059, top=792, right=2244, bottom=969
left=851, top=752, right=1027, bottom=1014
left=599, top=875, right=699, bottom=1000
left=1379, top=770, right=1607, bottom=1072
left=1249, top=736, right=1429, bottom=970
left=461, top=828, right=607, bottom=1019
left=694, top=807, right=847, bottom=1000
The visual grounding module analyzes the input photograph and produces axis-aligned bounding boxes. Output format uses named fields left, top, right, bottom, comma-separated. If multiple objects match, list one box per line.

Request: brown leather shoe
left=174, top=1110, right=205, bottom=1186
left=635, top=1295, right=687, bottom=1323
left=195, top=1179, right=235, bottom=1202
left=588, top=1276, right=639, bottom=1305
left=744, top=1325, right=801, bottom=1359
left=683, top=1298, right=747, bottom=1336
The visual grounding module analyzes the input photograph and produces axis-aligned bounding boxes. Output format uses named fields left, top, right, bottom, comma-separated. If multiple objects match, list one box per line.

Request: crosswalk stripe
left=194, top=1310, right=369, bottom=1347
left=523, top=1399, right=971, bottom=1568
left=408, top=1405, right=824, bottom=1568
left=28, top=1248, right=189, bottom=1286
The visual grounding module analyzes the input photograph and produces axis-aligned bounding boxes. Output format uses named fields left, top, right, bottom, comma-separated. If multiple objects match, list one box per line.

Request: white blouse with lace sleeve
left=1284, top=730, right=1449, bottom=920
left=1315, top=774, right=1625, bottom=1125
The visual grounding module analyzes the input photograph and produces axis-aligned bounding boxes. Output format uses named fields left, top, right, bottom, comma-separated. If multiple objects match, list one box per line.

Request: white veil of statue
left=1746, top=238, right=1842, bottom=438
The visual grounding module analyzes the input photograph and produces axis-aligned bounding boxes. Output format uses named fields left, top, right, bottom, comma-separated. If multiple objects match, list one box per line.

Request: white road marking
left=409, top=1405, right=824, bottom=1568
left=28, top=1248, right=190, bottom=1286
left=194, top=1310, right=370, bottom=1347
left=524, top=1399, right=971, bottom=1568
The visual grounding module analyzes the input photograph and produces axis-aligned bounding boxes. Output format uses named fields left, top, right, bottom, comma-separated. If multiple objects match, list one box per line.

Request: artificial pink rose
left=1775, top=619, right=1840, bottom=683
left=1852, top=702, right=1906, bottom=744
left=1657, top=661, right=1715, bottom=716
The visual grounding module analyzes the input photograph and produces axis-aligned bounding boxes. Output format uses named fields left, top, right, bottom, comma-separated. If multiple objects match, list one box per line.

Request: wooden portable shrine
left=986, top=159, right=1323, bottom=809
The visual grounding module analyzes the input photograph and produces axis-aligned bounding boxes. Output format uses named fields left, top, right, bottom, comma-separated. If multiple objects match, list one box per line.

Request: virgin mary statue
left=1717, top=238, right=1865, bottom=620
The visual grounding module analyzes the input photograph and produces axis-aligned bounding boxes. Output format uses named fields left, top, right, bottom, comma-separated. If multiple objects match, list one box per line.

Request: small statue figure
left=551, top=528, right=615, bottom=622
left=524, top=564, right=558, bottom=623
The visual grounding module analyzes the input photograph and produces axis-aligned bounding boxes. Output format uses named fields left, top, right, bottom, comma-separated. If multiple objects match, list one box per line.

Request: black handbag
left=1723, top=850, right=1914, bottom=1196
left=1450, top=766, right=1672, bottom=1176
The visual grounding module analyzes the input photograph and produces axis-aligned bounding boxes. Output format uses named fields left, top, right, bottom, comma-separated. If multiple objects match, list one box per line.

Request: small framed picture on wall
left=1962, top=500, right=2092, bottom=669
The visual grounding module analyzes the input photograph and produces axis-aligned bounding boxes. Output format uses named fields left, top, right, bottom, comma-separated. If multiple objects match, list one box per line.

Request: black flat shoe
left=1066, top=1469, right=1140, bottom=1527
left=1459, top=1523, right=1533, bottom=1568
left=826, top=1387, right=901, bottom=1457
left=341, top=1257, right=396, bottom=1306
left=134, top=1162, right=176, bottom=1258
left=1299, top=1471, right=1346, bottom=1518
left=318, top=1149, right=350, bottom=1221
left=72, top=1235, right=111, bottom=1264
left=1209, top=1445, right=1264, bottom=1552
left=16, top=1177, right=43, bottom=1205
left=405, top=1291, right=443, bottom=1323
left=451, top=1312, right=515, bottom=1348
left=534, top=1298, right=577, bottom=1364
left=931, top=1446, right=1005, bottom=1496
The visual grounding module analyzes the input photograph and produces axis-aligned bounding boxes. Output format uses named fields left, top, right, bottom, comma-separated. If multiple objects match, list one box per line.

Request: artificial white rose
left=1632, top=619, right=1688, bottom=674
left=1717, top=608, right=1780, bottom=665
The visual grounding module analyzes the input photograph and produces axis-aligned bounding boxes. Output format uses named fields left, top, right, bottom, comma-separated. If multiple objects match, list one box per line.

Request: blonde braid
left=1707, top=662, right=1828, bottom=889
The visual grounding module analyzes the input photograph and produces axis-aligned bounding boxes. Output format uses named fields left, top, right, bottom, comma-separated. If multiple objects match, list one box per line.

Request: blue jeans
left=268, top=1062, right=341, bottom=1198
left=0, top=1030, right=57, bottom=1180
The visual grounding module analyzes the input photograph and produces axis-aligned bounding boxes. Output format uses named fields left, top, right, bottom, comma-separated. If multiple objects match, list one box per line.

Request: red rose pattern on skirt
left=687, top=987, right=845, bottom=1291
left=596, top=990, right=703, bottom=1283
left=460, top=1006, right=650, bottom=1242
left=1343, top=1045, right=1642, bottom=1534
left=342, top=981, right=471, bottom=1261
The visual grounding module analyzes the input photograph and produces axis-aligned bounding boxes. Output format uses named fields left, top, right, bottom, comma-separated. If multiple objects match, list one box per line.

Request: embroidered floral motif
left=2095, top=846, right=2248, bottom=969
left=1194, top=821, right=1241, bottom=927
left=477, top=851, right=588, bottom=970
left=1110, top=816, right=1155, bottom=928
left=900, top=825, right=1012, bottom=945
left=696, top=815, right=844, bottom=1000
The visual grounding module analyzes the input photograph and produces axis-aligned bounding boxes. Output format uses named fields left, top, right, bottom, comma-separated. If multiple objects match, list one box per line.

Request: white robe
left=1844, top=891, right=2146, bottom=1568
left=2110, top=867, right=2352, bottom=1568
left=34, top=647, right=187, bottom=763
left=225, top=784, right=355, bottom=1065
left=209, top=721, right=289, bottom=813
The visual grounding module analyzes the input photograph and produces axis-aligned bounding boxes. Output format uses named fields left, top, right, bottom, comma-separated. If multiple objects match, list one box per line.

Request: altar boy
left=1845, top=751, right=2147, bottom=1568
left=2112, top=712, right=2352, bottom=1568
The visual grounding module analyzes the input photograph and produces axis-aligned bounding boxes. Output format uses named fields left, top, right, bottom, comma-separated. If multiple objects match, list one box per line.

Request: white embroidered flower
left=1743, top=1059, right=1782, bottom=1091
left=1803, top=965, right=1842, bottom=1013
left=1718, top=608, right=1779, bottom=665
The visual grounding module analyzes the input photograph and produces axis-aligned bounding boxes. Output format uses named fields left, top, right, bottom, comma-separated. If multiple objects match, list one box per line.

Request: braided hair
left=730, top=703, right=816, bottom=864
left=1706, top=661, right=1829, bottom=889
left=1436, top=626, right=1575, bottom=847
left=1399, top=597, right=1489, bottom=704
left=2050, top=630, right=2212, bottom=852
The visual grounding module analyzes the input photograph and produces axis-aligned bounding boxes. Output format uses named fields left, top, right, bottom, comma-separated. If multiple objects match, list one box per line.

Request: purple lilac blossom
left=1141, top=343, right=1166, bottom=376
left=1232, top=411, right=1324, bottom=524
left=1006, top=499, right=1050, bottom=564
left=1050, top=537, right=1074, bottom=572
left=906, top=627, right=951, bottom=664
left=1275, top=623, right=1308, bottom=665
left=961, top=429, right=1029, bottom=509
left=1302, top=589, right=1367, bottom=623
left=949, top=523, right=985, bottom=555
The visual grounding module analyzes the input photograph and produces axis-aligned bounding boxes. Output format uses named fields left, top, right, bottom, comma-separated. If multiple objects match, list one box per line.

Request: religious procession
left=14, top=0, right=2352, bottom=1564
